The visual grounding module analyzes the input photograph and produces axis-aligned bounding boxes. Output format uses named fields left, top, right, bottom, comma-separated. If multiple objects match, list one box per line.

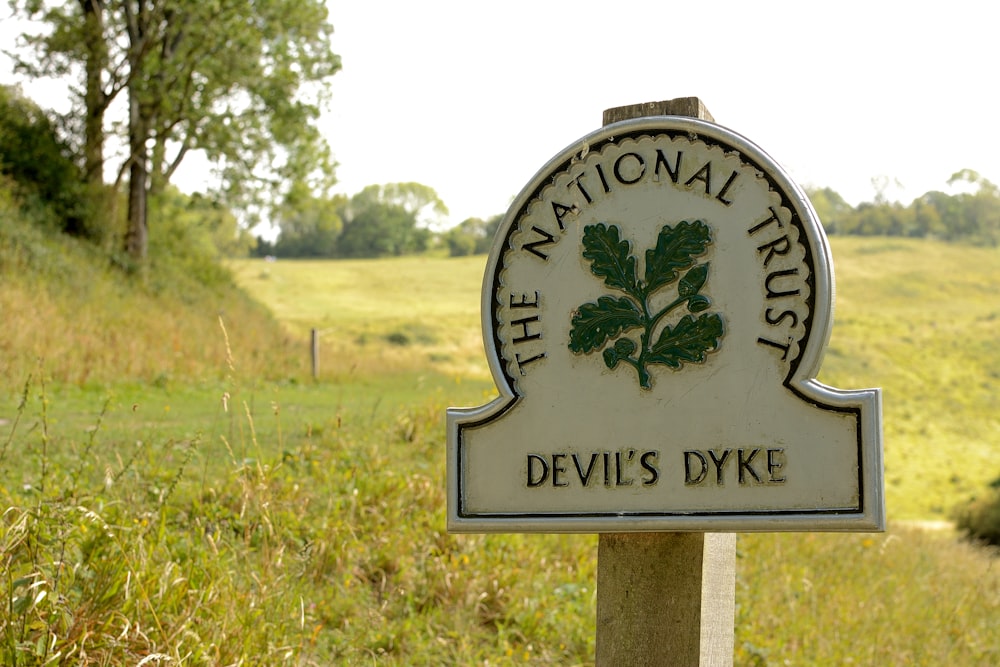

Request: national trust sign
left=447, top=116, right=884, bottom=533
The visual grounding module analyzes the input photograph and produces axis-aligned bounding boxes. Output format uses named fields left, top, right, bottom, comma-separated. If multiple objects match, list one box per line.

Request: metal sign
left=447, top=116, right=884, bottom=532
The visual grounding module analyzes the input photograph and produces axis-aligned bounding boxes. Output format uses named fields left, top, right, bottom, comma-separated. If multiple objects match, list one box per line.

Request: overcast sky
left=4, top=0, right=997, bottom=228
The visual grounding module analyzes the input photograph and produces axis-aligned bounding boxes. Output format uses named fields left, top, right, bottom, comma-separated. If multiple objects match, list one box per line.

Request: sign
left=447, top=116, right=884, bottom=532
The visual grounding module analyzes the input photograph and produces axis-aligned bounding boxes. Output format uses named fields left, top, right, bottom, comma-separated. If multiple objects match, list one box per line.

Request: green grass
left=1, top=222, right=998, bottom=664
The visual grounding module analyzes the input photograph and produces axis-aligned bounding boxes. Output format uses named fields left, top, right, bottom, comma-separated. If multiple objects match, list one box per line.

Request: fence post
left=311, top=328, right=319, bottom=379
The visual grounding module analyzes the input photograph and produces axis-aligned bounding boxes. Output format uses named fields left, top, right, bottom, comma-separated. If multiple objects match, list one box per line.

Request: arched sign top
left=449, top=116, right=883, bottom=533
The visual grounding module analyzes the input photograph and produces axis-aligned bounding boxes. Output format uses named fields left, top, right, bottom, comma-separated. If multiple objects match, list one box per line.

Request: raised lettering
left=757, top=337, right=791, bottom=360
left=757, top=234, right=792, bottom=268
left=738, top=449, right=763, bottom=484
left=595, top=163, right=612, bottom=193
left=510, top=291, right=540, bottom=308
left=685, top=161, right=712, bottom=195
left=767, top=448, right=786, bottom=483
left=654, top=149, right=682, bottom=183
left=715, top=169, right=738, bottom=206
left=708, top=449, right=732, bottom=485
left=514, top=351, right=546, bottom=373
left=573, top=452, right=599, bottom=486
left=765, top=268, right=801, bottom=299
left=615, top=450, right=635, bottom=486
left=510, top=315, right=541, bottom=344
left=748, top=206, right=783, bottom=235
left=571, top=175, right=593, bottom=204
left=614, top=152, right=646, bottom=185
left=527, top=454, right=548, bottom=487
left=522, top=225, right=557, bottom=260
left=640, top=451, right=659, bottom=486
left=551, top=201, right=575, bottom=230
left=684, top=450, right=708, bottom=485
left=552, top=453, right=568, bottom=487
left=765, top=307, right=799, bottom=328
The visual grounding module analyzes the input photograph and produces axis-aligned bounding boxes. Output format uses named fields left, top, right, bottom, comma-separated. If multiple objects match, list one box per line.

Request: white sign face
left=447, top=117, right=884, bottom=533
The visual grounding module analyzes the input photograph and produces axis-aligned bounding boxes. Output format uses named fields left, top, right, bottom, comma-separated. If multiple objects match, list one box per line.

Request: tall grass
left=2, top=362, right=996, bottom=665
left=0, top=362, right=599, bottom=665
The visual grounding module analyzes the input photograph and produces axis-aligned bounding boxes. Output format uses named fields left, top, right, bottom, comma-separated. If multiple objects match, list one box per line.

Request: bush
left=0, top=85, right=96, bottom=239
left=955, top=478, right=1000, bottom=546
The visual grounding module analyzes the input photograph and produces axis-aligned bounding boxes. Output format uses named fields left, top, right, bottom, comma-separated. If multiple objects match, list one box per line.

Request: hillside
left=0, top=200, right=307, bottom=393
left=230, top=237, right=1000, bottom=521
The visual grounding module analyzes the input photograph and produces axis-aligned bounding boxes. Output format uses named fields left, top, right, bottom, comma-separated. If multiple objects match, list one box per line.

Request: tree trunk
left=125, top=85, right=149, bottom=262
left=80, top=0, right=106, bottom=187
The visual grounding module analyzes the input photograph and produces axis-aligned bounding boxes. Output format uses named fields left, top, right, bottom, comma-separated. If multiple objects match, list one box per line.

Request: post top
left=603, top=97, right=714, bottom=125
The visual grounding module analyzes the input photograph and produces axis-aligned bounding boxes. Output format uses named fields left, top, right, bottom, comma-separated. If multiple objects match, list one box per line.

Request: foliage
left=0, top=85, right=95, bottom=239
left=808, top=170, right=1000, bottom=245
left=568, top=221, right=723, bottom=389
left=265, top=186, right=347, bottom=257
left=10, top=0, right=341, bottom=262
left=146, top=187, right=256, bottom=286
left=804, top=186, right=853, bottom=233
left=443, top=214, right=503, bottom=256
left=955, top=478, right=1000, bottom=546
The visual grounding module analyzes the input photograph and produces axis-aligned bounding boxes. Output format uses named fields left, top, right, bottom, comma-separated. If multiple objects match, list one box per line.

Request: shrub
left=955, top=477, right=1000, bottom=546
left=0, top=85, right=96, bottom=239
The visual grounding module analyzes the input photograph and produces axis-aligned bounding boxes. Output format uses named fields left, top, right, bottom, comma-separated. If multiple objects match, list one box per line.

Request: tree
left=270, top=187, right=347, bottom=257
left=0, top=85, right=93, bottom=236
left=444, top=213, right=504, bottom=256
left=10, top=0, right=341, bottom=265
left=335, top=183, right=448, bottom=258
left=804, top=187, right=853, bottom=234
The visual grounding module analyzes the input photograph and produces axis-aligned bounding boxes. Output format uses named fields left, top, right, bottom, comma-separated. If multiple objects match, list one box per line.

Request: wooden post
left=595, top=97, right=736, bottom=667
left=310, top=328, right=319, bottom=379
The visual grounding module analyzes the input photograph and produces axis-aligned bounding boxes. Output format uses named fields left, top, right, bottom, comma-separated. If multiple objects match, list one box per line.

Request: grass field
left=1, top=232, right=998, bottom=665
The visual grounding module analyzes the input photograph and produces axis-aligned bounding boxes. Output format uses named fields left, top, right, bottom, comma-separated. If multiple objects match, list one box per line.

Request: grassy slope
left=0, top=211, right=308, bottom=393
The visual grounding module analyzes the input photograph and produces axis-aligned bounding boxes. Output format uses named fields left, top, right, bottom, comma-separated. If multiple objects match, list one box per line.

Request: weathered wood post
left=446, top=96, right=884, bottom=666
left=595, top=98, right=734, bottom=667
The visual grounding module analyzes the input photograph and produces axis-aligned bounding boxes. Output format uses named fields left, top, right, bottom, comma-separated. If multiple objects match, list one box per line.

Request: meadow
left=1, top=229, right=998, bottom=664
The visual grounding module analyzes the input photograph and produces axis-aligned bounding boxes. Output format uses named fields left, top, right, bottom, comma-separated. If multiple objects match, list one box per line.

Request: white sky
left=3, top=0, right=998, bottom=229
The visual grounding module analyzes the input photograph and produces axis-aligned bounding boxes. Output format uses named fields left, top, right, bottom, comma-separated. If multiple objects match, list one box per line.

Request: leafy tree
left=147, top=186, right=253, bottom=284
left=443, top=214, right=503, bottom=256
left=10, top=0, right=341, bottom=265
left=335, top=183, right=447, bottom=258
left=0, top=85, right=94, bottom=237
left=805, top=186, right=853, bottom=234
left=270, top=187, right=347, bottom=257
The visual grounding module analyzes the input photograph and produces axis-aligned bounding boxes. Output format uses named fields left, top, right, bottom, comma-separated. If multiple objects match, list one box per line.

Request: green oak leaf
left=568, top=295, right=643, bottom=354
left=581, top=223, right=638, bottom=294
left=647, top=313, right=724, bottom=368
left=644, top=221, right=712, bottom=295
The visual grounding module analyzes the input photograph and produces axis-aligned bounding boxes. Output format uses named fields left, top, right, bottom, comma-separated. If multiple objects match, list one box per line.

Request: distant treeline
left=262, top=174, right=1000, bottom=260
left=807, top=171, right=1000, bottom=246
